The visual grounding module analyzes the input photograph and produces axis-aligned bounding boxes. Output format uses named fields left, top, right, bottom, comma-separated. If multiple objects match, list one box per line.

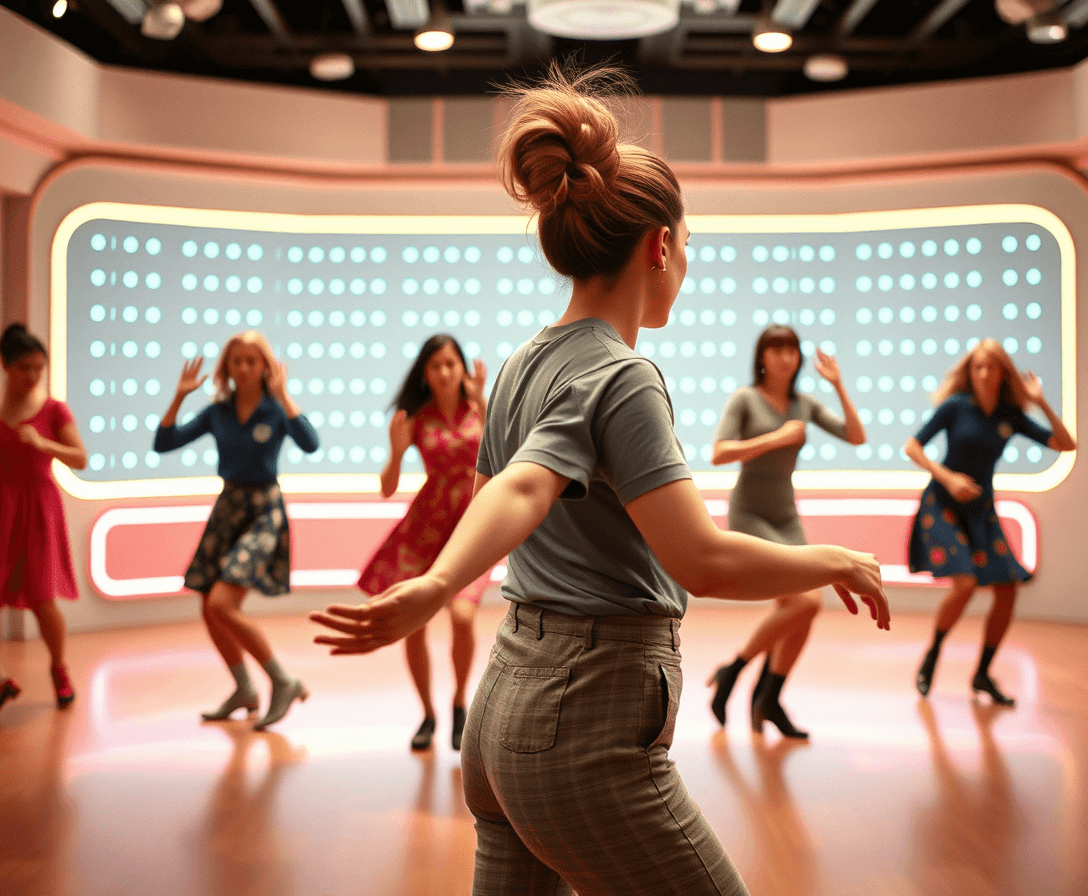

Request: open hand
left=311, top=575, right=449, bottom=654
left=175, top=357, right=207, bottom=398
left=266, top=360, right=289, bottom=404
left=464, top=358, right=488, bottom=409
left=831, top=547, right=891, bottom=631
left=944, top=471, right=982, bottom=503
left=813, top=348, right=842, bottom=387
left=389, top=409, right=413, bottom=456
left=1021, top=370, right=1045, bottom=406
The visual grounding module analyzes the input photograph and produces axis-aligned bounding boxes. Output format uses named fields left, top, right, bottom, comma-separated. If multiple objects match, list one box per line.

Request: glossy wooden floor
left=1, top=603, right=1086, bottom=896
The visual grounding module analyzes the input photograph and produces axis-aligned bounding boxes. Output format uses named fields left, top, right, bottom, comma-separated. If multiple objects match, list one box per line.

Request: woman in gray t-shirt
left=708, top=325, right=866, bottom=739
left=313, top=67, right=888, bottom=896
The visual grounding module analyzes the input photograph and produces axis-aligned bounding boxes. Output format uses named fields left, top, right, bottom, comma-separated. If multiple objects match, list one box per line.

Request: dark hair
left=752, top=325, right=802, bottom=398
left=499, top=63, right=685, bottom=279
left=392, top=334, right=467, bottom=417
left=1, top=324, right=48, bottom=365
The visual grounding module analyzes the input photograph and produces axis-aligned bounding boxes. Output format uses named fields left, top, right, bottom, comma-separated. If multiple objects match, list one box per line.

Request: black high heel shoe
left=708, top=660, right=744, bottom=726
left=916, top=646, right=940, bottom=697
left=451, top=706, right=466, bottom=751
left=971, top=671, right=1016, bottom=707
left=751, top=662, right=809, bottom=740
left=411, top=716, right=436, bottom=750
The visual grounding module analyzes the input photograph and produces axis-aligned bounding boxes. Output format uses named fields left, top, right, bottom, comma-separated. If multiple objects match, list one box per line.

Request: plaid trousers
left=461, top=602, right=750, bottom=896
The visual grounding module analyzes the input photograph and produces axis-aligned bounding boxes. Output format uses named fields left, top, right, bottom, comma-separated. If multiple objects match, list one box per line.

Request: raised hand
left=266, top=360, right=289, bottom=404
left=813, top=347, right=841, bottom=386
left=389, top=409, right=413, bottom=456
left=1021, top=370, right=1045, bottom=405
left=175, top=357, right=207, bottom=398
left=830, top=547, right=891, bottom=631
left=464, top=358, right=488, bottom=409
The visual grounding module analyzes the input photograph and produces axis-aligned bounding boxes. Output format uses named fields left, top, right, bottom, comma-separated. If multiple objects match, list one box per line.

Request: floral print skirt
left=185, top=481, right=291, bottom=596
left=908, top=481, right=1031, bottom=586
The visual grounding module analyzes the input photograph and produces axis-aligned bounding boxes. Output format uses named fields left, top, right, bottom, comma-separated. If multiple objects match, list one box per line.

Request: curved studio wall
left=0, top=8, right=1084, bottom=629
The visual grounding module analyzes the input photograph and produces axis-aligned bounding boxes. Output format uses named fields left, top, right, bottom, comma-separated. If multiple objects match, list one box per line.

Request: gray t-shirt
left=477, top=318, right=691, bottom=617
left=713, top=386, right=847, bottom=545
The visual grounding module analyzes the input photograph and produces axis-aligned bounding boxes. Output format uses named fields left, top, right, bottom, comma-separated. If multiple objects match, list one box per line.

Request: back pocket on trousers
left=499, top=666, right=571, bottom=753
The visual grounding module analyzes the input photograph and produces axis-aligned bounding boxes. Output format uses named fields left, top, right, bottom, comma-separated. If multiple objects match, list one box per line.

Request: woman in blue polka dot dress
left=907, top=339, right=1075, bottom=706
left=154, top=331, right=320, bottom=730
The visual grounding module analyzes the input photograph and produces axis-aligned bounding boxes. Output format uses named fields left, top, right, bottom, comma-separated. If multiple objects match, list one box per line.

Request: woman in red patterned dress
left=358, top=334, right=488, bottom=750
left=0, top=324, right=87, bottom=711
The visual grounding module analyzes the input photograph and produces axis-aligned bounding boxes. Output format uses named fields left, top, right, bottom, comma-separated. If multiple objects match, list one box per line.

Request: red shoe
left=0, top=677, right=20, bottom=710
left=51, top=665, right=75, bottom=709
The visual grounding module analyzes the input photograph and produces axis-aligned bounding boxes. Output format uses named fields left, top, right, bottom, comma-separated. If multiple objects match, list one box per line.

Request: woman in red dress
left=0, top=324, right=87, bottom=711
left=358, top=334, right=488, bottom=750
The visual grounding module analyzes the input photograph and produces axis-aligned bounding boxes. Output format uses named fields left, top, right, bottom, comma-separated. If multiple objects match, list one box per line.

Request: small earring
left=652, top=263, right=667, bottom=273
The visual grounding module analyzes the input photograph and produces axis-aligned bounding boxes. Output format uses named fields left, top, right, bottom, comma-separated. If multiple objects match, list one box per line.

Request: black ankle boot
left=749, top=658, right=772, bottom=733
left=411, top=716, right=436, bottom=750
left=752, top=666, right=809, bottom=739
left=708, top=656, right=747, bottom=726
left=916, top=629, right=947, bottom=697
left=971, top=671, right=1016, bottom=707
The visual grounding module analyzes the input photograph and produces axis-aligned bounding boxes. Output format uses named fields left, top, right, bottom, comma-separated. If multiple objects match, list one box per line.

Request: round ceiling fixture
left=415, top=1, right=455, bottom=51
left=803, top=54, right=848, bottom=82
left=527, top=0, right=680, bottom=40
left=1026, top=11, right=1069, bottom=43
left=752, top=19, right=792, bottom=53
left=141, top=1, right=185, bottom=40
left=310, top=52, right=356, bottom=81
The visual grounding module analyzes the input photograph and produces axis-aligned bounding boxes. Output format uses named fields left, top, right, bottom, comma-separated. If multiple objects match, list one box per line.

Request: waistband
left=506, top=602, right=680, bottom=650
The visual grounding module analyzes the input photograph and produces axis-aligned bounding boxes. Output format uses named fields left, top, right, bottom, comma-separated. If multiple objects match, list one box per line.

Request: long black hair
left=751, top=325, right=802, bottom=399
left=391, top=334, right=468, bottom=417
left=0, top=324, right=48, bottom=365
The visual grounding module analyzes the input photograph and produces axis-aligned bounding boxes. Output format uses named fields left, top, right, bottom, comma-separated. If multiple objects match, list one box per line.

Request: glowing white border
left=89, top=497, right=1037, bottom=598
left=53, top=201, right=1076, bottom=498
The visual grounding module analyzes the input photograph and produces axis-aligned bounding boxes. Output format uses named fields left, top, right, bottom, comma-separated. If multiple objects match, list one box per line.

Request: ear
left=647, top=225, right=671, bottom=270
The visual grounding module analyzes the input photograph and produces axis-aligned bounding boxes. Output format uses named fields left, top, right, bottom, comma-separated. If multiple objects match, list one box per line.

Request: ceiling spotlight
left=1026, top=11, right=1069, bottom=42
left=178, top=0, right=223, bottom=23
left=803, top=53, right=848, bottom=82
left=141, top=1, right=185, bottom=40
left=310, top=52, right=356, bottom=81
left=527, top=0, right=680, bottom=40
left=752, top=19, right=792, bottom=53
left=415, top=1, right=455, bottom=51
left=52, top=0, right=68, bottom=18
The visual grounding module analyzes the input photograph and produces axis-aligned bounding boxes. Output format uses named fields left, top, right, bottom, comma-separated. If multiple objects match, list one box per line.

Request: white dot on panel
left=699, top=341, right=716, bottom=359
left=753, top=278, right=769, bottom=295
left=402, top=310, right=419, bottom=327
left=370, top=310, right=387, bottom=327
left=800, top=445, right=816, bottom=461
left=799, top=245, right=815, bottom=262
left=145, top=339, right=162, bottom=357
left=287, top=343, right=303, bottom=360
left=363, top=411, right=382, bottom=429
left=999, top=235, right=1018, bottom=254
left=328, top=377, right=346, bottom=397
left=772, top=246, right=789, bottom=262
left=348, top=378, right=366, bottom=396
left=1026, top=234, right=1042, bottom=251
left=773, top=277, right=790, bottom=295
left=120, top=414, right=138, bottom=433
left=1002, top=269, right=1019, bottom=287
left=753, top=309, right=770, bottom=326
left=680, top=278, right=696, bottom=295
left=876, top=242, right=892, bottom=260
left=819, top=443, right=837, bottom=460
left=719, top=341, right=737, bottom=357
left=657, top=342, right=675, bottom=359
left=944, top=305, right=960, bottom=322
left=799, top=277, right=815, bottom=294
left=286, top=447, right=303, bottom=464
left=89, top=340, right=107, bottom=359
left=285, top=378, right=303, bottom=396
left=772, top=309, right=790, bottom=325
left=855, top=444, right=873, bottom=461
left=943, top=239, right=959, bottom=256
left=680, top=377, right=697, bottom=394
left=878, top=376, right=894, bottom=393
left=180, top=307, right=197, bottom=325
left=819, top=308, right=835, bottom=325
left=182, top=240, right=198, bottom=258
left=514, top=309, right=532, bottom=327
left=90, top=233, right=108, bottom=251
left=1027, top=445, right=1043, bottom=462
left=900, top=241, right=917, bottom=258
left=1002, top=302, right=1018, bottom=320
left=370, top=343, right=387, bottom=360
left=308, top=343, right=324, bottom=360
left=307, top=279, right=324, bottom=296
left=801, top=340, right=815, bottom=356
left=964, top=237, right=981, bottom=255
left=1003, top=445, right=1020, bottom=464
left=202, top=308, right=220, bottom=326
left=699, top=246, right=716, bottom=263
left=285, top=279, right=302, bottom=296
left=819, top=245, right=835, bottom=262
left=119, top=451, right=137, bottom=470
left=515, top=246, right=534, bottom=264
left=307, top=310, right=324, bottom=328
left=223, top=275, right=240, bottom=294
left=511, top=278, right=532, bottom=296
left=878, top=339, right=893, bottom=356
left=1026, top=336, right=1042, bottom=353
left=900, top=408, right=917, bottom=425
left=898, top=338, right=916, bottom=356
left=246, top=277, right=263, bottom=294
left=1003, top=337, right=1019, bottom=354
left=922, top=375, right=938, bottom=391
left=285, top=310, right=302, bottom=327
left=918, top=273, right=936, bottom=290
left=679, top=342, right=696, bottom=358
left=856, top=376, right=872, bottom=392
left=819, top=340, right=836, bottom=355
left=899, top=375, right=917, bottom=392
left=497, top=246, right=514, bottom=264
left=819, top=277, right=835, bottom=294
left=307, top=378, right=324, bottom=395
left=349, top=343, right=366, bottom=361
left=919, top=240, right=936, bottom=258
left=89, top=415, right=106, bottom=434
left=898, top=274, right=915, bottom=291
left=90, top=269, right=108, bottom=288
left=965, top=336, right=979, bottom=351
left=537, top=310, right=556, bottom=327
left=944, top=338, right=960, bottom=354
left=720, top=376, right=738, bottom=393
left=145, top=378, right=161, bottom=396
left=679, top=408, right=697, bottom=426
left=1026, top=268, right=1041, bottom=285
left=181, top=342, right=198, bottom=359
left=720, top=309, right=737, bottom=326
left=876, top=307, right=892, bottom=324
left=799, top=376, right=816, bottom=393
left=203, top=342, right=219, bottom=359
left=695, top=277, right=714, bottom=295
left=242, top=244, right=263, bottom=263
left=792, top=309, right=812, bottom=327
left=856, top=244, right=872, bottom=261
left=698, top=309, right=715, bottom=327
left=752, top=246, right=769, bottom=263
left=856, top=340, right=872, bottom=357
left=696, top=377, right=716, bottom=397
left=720, top=246, right=737, bottom=262
left=122, top=340, right=138, bottom=358
left=856, top=276, right=873, bottom=293
left=877, top=444, right=894, bottom=461
left=122, top=378, right=138, bottom=396
left=638, top=341, right=655, bottom=357
left=287, top=246, right=303, bottom=264
left=943, top=272, right=960, bottom=289
left=120, top=270, right=138, bottom=289
left=855, top=307, right=872, bottom=325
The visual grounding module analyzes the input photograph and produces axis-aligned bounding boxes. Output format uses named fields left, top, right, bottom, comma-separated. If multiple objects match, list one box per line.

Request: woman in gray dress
left=708, top=325, right=866, bottom=738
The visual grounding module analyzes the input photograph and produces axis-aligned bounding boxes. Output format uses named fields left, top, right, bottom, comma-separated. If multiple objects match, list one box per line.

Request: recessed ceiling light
left=803, top=54, right=848, bottom=82
left=52, top=0, right=68, bottom=18
left=415, top=1, right=455, bottom=51
left=310, top=53, right=356, bottom=81
left=141, top=1, right=185, bottom=40
left=752, top=20, right=792, bottom=53
left=1026, top=11, right=1068, bottom=44
left=527, top=0, right=680, bottom=40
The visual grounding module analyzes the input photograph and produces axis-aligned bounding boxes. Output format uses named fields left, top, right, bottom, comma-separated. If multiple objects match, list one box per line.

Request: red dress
left=0, top=397, right=79, bottom=608
left=358, top=400, right=489, bottom=603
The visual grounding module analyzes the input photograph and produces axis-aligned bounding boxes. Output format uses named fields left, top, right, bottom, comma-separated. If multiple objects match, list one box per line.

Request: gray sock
left=229, top=662, right=255, bottom=693
left=261, top=656, right=290, bottom=685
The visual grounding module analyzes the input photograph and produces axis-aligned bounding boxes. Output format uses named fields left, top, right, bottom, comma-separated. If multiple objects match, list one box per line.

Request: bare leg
left=767, top=591, right=821, bottom=677
left=917, top=575, right=976, bottom=697
left=739, top=593, right=821, bottom=664
left=201, top=592, right=245, bottom=667
left=983, top=584, right=1017, bottom=649
left=449, top=597, right=478, bottom=709
left=405, top=625, right=435, bottom=718
left=205, top=582, right=273, bottom=665
left=30, top=600, right=66, bottom=668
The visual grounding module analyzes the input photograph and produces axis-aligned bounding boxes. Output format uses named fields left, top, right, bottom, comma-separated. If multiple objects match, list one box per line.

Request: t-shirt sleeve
left=805, top=394, right=849, bottom=441
left=913, top=398, right=956, bottom=446
left=713, top=390, right=748, bottom=442
left=50, top=399, right=75, bottom=436
left=154, top=405, right=212, bottom=452
left=1012, top=408, right=1052, bottom=446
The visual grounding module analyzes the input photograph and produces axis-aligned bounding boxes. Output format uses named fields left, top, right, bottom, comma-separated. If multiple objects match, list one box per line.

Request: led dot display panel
left=52, top=203, right=1074, bottom=498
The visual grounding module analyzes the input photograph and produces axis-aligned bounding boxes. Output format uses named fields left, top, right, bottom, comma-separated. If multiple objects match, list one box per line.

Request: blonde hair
left=932, top=338, right=1030, bottom=408
left=498, top=64, right=684, bottom=279
left=212, top=331, right=277, bottom=401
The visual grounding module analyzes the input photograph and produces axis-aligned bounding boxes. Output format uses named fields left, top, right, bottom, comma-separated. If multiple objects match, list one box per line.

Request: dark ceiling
left=5, top=0, right=1088, bottom=98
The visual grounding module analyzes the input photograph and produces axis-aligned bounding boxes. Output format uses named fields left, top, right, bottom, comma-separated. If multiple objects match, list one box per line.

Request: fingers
left=833, top=584, right=859, bottom=615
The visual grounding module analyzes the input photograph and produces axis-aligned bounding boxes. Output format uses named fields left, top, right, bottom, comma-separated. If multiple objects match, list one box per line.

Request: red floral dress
left=358, top=400, right=490, bottom=603
left=0, top=398, right=79, bottom=607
